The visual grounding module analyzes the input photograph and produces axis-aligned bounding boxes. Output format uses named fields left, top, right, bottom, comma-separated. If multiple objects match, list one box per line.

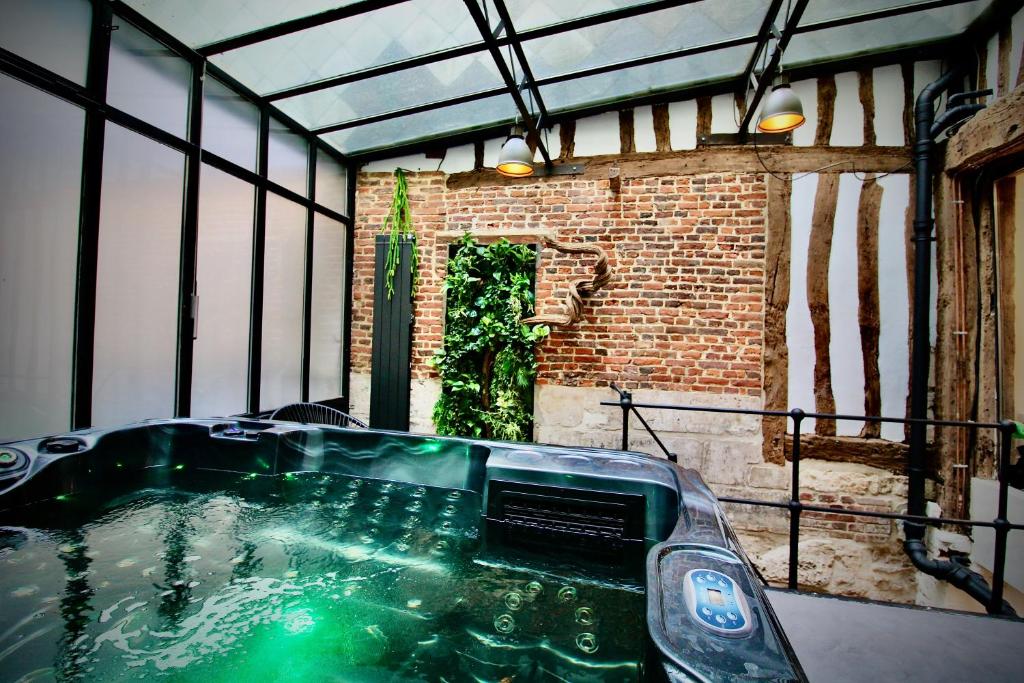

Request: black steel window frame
left=602, top=389, right=1023, bottom=615
left=0, top=0, right=356, bottom=431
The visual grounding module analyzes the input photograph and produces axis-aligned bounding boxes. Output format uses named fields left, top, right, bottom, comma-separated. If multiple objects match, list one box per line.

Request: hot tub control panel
left=683, top=568, right=753, bottom=637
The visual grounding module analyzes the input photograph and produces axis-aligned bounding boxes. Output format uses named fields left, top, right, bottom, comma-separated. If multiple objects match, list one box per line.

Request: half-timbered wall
left=349, top=7, right=1024, bottom=607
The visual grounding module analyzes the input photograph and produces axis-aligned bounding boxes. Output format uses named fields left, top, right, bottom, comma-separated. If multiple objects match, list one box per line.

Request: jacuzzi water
left=0, top=470, right=646, bottom=682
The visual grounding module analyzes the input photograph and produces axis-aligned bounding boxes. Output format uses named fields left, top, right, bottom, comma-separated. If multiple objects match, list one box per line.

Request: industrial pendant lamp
left=496, top=125, right=534, bottom=177
left=757, top=83, right=805, bottom=133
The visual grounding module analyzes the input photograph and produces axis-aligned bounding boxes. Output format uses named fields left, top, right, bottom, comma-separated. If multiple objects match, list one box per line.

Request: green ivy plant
left=430, top=235, right=550, bottom=441
left=379, top=168, right=418, bottom=299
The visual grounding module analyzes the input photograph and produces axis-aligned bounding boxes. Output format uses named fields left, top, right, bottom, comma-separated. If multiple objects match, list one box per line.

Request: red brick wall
left=351, top=170, right=767, bottom=395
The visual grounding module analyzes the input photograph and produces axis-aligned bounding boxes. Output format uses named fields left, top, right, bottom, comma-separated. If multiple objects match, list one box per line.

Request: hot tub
left=0, top=419, right=805, bottom=682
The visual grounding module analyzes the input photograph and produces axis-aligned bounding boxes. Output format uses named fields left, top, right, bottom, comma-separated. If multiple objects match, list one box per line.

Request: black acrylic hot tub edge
left=0, top=418, right=805, bottom=683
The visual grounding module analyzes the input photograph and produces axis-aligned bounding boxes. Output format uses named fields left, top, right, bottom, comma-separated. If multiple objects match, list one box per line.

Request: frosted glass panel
left=309, top=215, right=346, bottom=401
left=0, top=76, right=84, bottom=441
left=93, top=124, right=184, bottom=427
left=315, top=153, right=348, bottom=216
left=260, top=196, right=306, bottom=410
left=785, top=4, right=987, bottom=66
left=0, top=0, right=92, bottom=84
left=107, top=18, right=191, bottom=138
left=202, top=77, right=259, bottom=171
left=192, top=166, right=254, bottom=418
left=522, top=1, right=765, bottom=79
left=123, top=0, right=361, bottom=49
left=539, top=44, right=748, bottom=111
left=209, top=0, right=479, bottom=94
left=275, top=53, right=502, bottom=129
left=322, top=94, right=515, bottom=154
left=268, top=118, right=308, bottom=196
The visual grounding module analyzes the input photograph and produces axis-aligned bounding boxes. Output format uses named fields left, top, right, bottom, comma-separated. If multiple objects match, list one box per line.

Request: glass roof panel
left=540, top=42, right=750, bottom=112
left=521, top=0, right=767, bottom=80
left=500, top=0, right=652, bottom=32
left=208, top=0, right=481, bottom=95
left=322, top=94, right=515, bottom=154
left=784, top=2, right=988, bottom=67
left=275, top=52, right=504, bottom=130
left=799, top=0, right=973, bottom=25
left=123, top=0, right=361, bottom=48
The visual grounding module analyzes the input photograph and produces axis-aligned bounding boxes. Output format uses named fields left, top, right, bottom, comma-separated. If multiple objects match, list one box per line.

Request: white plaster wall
left=830, top=71, right=864, bottom=147
left=789, top=78, right=819, bottom=147
left=362, top=153, right=432, bottom=173
left=788, top=173, right=912, bottom=434
left=438, top=143, right=476, bottom=174
left=913, top=60, right=942, bottom=99
left=482, top=136, right=504, bottom=168
left=572, top=111, right=620, bottom=156
left=828, top=173, right=867, bottom=435
left=986, top=33, right=1000, bottom=102
left=873, top=64, right=906, bottom=147
left=710, top=92, right=738, bottom=135
left=877, top=174, right=911, bottom=441
left=1013, top=9, right=1024, bottom=89
left=787, top=173, right=818, bottom=431
left=349, top=371, right=371, bottom=424
left=633, top=105, right=657, bottom=153
left=668, top=99, right=698, bottom=150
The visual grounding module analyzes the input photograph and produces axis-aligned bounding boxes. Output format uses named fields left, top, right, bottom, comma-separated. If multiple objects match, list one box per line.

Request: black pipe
left=907, top=67, right=963, bottom=533
left=904, top=69, right=1016, bottom=616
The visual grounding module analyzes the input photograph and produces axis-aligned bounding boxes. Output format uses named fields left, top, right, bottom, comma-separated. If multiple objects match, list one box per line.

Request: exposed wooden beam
left=857, top=175, right=883, bottom=437
left=445, top=146, right=913, bottom=189
left=815, top=76, right=837, bottom=146
left=945, top=83, right=1024, bottom=172
left=808, top=173, right=840, bottom=435
left=763, top=173, right=793, bottom=465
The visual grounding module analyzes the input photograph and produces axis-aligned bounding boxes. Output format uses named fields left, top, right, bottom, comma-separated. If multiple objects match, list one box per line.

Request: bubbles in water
left=344, top=490, right=359, bottom=500
left=525, top=581, right=544, bottom=597
left=361, top=529, right=379, bottom=544
left=432, top=540, right=449, bottom=554
left=575, top=606, right=596, bottom=626
left=283, top=608, right=315, bottom=635
left=348, top=478, right=364, bottom=488
left=372, top=496, right=390, bottom=508
left=413, top=486, right=427, bottom=497
left=493, top=613, right=516, bottom=634
left=406, top=500, right=423, bottom=512
left=402, top=516, right=420, bottom=529
left=557, top=586, right=577, bottom=603
left=439, top=521, right=453, bottom=531
left=576, top=632, right=599, bottom=654
left=442, top=505, right=457, bottom=516
left=504, top=592, right=523, bottom=611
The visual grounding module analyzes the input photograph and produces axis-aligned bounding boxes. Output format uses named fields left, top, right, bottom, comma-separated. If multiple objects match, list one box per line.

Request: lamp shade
left=757, top=84, right=805, bottom=133
left=496, top=133, right=534, bottom=177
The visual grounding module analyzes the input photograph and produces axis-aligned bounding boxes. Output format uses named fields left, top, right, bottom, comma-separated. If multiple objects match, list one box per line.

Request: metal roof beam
left=738, top=0, right=786, bottom=96
left=463, top=0, right=551, bottom=168
left=491, top=0, right=549, bottom=123
left=198, top=0, right=412, bottom=56
left=737, top=0, right=809, bottom=138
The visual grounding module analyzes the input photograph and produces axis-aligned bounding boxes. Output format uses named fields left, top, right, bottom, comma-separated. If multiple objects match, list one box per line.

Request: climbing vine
left=379, top=168, right=418, bottom=298
left=430, top=236, right=550, bottom=441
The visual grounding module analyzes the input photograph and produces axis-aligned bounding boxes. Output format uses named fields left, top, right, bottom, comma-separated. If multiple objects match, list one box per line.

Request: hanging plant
left=379, top=168, right=418, bottom=299
left=430, top=235, right=550, bottom=441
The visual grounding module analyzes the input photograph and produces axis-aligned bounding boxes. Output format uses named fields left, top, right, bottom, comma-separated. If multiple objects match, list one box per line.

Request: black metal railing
left=603, top=384, right=1023, bottom=615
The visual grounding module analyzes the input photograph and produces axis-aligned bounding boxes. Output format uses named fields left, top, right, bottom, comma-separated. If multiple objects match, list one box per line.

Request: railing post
left=990, top=420, right=1014, bottom=613
left=788, top=408, right=805, bottom=590
left=620, top=388, right=632, bottom=451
